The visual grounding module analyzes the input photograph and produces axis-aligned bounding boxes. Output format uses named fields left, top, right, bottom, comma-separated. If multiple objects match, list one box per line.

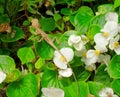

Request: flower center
left=60, top=56, right=67, bottom=62
left=94, top=50, right=100, bottom=56
left=82, top=52, right=86, bottom=58
left=114, top=42, right=119, bottom=48
left=103, top=32, right=109, bottom=37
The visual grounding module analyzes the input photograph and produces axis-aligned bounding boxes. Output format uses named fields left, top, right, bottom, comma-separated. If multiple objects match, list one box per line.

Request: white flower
left=68, top=34, right=84, bottom=51
left=109, top=35, right=120, bottom=54
left=99, top=54, right=111, bottom=66
left=86, top=49, right=100, bottom=64
left=101, top=21, right=119, bottom=40
left=94, top=33, right=109, bottom=47
left=99, top=87, right=118, bottom=97
left=105, top=12, right=118, bottom=22
left=94, top=44, right=108, bottom=53
left=41, top=87, right=64, bottom=97
left=53, top=48, right=74, bottom=69
left=58, top=68, right=72, bottom=77
left=68, top=34, right=81, bottom=46
left=85, top=64, right=96, bottom=72
left=0, top=70, right=6, bottom=84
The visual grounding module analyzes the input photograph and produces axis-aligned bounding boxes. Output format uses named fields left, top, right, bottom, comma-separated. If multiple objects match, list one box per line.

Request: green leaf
left=23, top=20, right=30, bottom=26
left=0, top=6, right=4, bottom=14
left=97, top=4, right=114, bottom=14
left=87, top=25, right=101, bottom=43
left=91, top=14, right=106, bottom=28
left=0, top=14, right=10, bottom=24
left=74, top=6, right=94, bottom=34
left=1, top=26, right=24, bottom=42
left=76, top=66, right=91, bottom=81
left=39, top=17, right=55, bottom=31
left=94, top=64, right=112, bottom=86
left=108, top=55, right=120, bottom=79
left=0, top=55, right=15, bottom=74
left=41, top=67, right=70, bottom=88
left=35, top=41, right=54, bottom=60
left=114, top=0, right=120, bottom=9
left=64, top=81, right=89, bottom=97
left=88, top=82, right=104, bottom=97
left=6, top=69, right=21, bottom=82
left=60, top=8, right=72, bottom=15
left=17, top=47, right=35, bottom=64
left=6, top=73, right=37, bottom=97
left=35, top=57, right=45, bottom=69
left=53, top=14, right=62, bottom=21
left=111, top=79, right=120, bottom=96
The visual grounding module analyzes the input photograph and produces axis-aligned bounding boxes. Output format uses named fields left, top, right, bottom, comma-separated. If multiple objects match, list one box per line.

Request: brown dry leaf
left=0, top=23, right=11, bottom=33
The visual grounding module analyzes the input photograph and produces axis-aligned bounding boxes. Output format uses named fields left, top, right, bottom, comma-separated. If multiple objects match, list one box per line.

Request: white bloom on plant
left=85, top=64, right=96, bottom=72
left=109, top=35, right=120, bottom=54
left=94, top=44, right=108, bottom=53
left=58, top=68, right=72, bottom=77
left=41, top=87, right=64, bottom=97
left=53, top=47, right=74, bottom=69
left=94, top=33, right=109, bottom=47
left=100, top=21, right=119, bottom=40
left=68, top=34, right=84, bottom=51
left=105, top=12, right=118, bottom=22
left=0, top=70, right=6, bottom=84
left=68, top=34, right=81, bottom=46
left=86, top=49, right=100, bottom=64
left=99, top=54, right=111, bottom=66
left=99, top=87, right=118, bottom=97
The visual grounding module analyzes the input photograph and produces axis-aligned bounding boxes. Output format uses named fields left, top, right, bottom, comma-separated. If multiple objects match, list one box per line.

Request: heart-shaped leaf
left=6, top=73, right=37, bottom=97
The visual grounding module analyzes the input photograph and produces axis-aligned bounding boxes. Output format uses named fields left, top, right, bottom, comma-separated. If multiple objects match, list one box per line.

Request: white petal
left=94, top=33, right=108, bottom=46
left=58, top=68, right=72, bottom=77
left=68, top=34, right=81, bottom=46
left=53, top=56, right=67, bottom=69
left=99, top=54, right=111, bottom=66
left=73, top=41, right=84, bottom=51
left=60, top=48, right=74, bottom=62
left=85, top=64, right=96, bottom=71
left=94, top=44, right=108, bottom=53
left=0, top=70, right=6, bottom=84
left=114, top=46, right=120, bottom=55
left=42, top=87, right=64, bottom=97
left=105, top=12, right=118, bottom=22
left=53, top=48, right=74, bottom=69
left=101, top=21, right=119, bottom=39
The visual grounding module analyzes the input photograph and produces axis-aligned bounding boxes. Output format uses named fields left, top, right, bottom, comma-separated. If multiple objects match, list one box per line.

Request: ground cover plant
left=0, top=0, right=120, bottom=97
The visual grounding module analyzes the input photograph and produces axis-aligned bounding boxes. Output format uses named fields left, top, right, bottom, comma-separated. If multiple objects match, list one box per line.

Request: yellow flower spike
left=114, top=42, right=119, bottom=48
left=103, top=32, right=109, bottom=37
left=94, top=50, right=100, bottom=56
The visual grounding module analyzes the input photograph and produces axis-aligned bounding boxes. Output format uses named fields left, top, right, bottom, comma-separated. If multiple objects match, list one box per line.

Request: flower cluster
left=67, top=12, right=119, bottom=71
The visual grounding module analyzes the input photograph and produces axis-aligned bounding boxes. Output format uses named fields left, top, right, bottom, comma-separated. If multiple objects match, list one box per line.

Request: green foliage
left=17, top=47, right=35, bottom=64
left=0, top=26, right=25, bottom=42
left=108, top=55, right=120, bottom=79
left=6, top=73, right=37, bottom=97
left=114, top=0, right=120, bottom=9
left=39, top=17, right=55, bottom=31
left=35, top=40, right=54, bottom=60
left=0, top=0, right=120, bottom=96
left=0, top=55, right=15, bottom=74
left=74, top=6, right=94, bottom=34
